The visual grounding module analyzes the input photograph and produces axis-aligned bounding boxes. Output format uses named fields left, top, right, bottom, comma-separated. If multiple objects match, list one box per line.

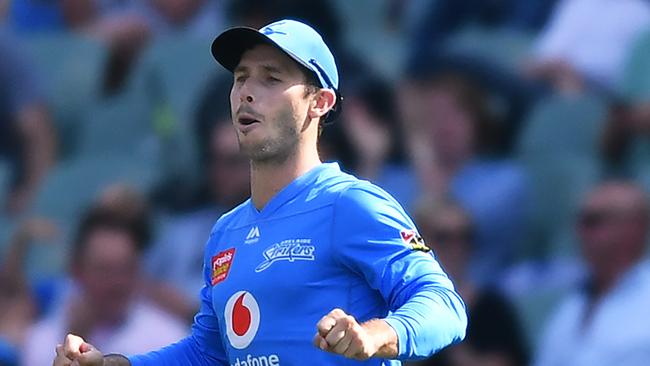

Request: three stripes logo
left=245, top=226, right=261, bottom=244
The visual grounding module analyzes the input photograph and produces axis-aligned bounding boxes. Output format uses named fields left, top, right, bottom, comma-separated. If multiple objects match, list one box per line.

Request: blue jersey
left=129, top=163, right=467, bottom=366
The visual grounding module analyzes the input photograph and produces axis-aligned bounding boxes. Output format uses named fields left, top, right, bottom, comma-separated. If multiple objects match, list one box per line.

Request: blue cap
left=211, top=19, right=339, bottom=91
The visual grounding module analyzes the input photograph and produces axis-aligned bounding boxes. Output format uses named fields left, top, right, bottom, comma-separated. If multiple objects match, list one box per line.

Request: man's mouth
left=237, top=114, right=261, bottom=126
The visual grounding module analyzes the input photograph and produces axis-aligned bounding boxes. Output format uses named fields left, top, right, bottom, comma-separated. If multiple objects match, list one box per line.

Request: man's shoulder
left=334, top=178, right=405, bottom=213
left=327, top=176, right=415, bottom=234
left=208, top=199, right=251, bottom=236
left=312, top=167, right=399, bottom=205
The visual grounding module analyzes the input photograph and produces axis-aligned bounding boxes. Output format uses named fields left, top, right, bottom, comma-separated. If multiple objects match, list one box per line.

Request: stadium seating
left=331, top=0, right=406, bottom=79
left=513, top=283, right=572, bottom=348
left=77, top=88, right=155, bottom=158
left=629, top=140, right=650, bottom=191
left=518, top=155, right=601, bottom=259
left=0, top=161, right=10, bottom=250
left=0, top=160, right=10, bottom=207
left=29, top=154, right=159, bottom=222
left=516, top=93, right=607, bottom=259
left=517, top=92, right=608, bottom=158
left=443, top=25, right=533, bottom=70
left=620, top=27, right=650, bottom=102
left=128, top=36, right=221, bottom=186
left=19, top=34, right=108, bottom=157
left=21, top=152, right=159, bottom=277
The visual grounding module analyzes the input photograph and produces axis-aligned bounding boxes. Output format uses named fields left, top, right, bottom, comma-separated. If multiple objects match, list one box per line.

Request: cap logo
left=261, top=21, right=287, bottom=36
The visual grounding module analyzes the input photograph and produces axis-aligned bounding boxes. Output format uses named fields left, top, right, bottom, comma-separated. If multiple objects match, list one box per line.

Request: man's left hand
left=313, top=308, right=398, bottom=360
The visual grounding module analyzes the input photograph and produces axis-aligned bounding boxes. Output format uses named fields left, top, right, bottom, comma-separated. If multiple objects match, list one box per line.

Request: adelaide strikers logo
left=224, top=291, right=260, bottom=349
left=255, top=239, right=315, bottom=272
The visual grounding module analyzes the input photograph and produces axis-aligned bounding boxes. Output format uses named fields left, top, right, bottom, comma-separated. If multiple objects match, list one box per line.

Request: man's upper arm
left=331, top=183, right=467, bottom=359
left=331, top=183, right=451, bottom=304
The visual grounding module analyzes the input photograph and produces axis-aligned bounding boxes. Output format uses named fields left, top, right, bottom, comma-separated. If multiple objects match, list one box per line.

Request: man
left=53, top=19, right=467, bottom=365
left=526, top=0, right=650, bottom=93
left=534, top=181, right=650, bottom=366
left=26, top=206, right=187, bottom=365
left=0, top=30, right=57, bottom=215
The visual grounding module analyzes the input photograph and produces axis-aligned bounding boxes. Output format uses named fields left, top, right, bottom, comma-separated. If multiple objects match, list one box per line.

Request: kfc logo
left=211, top=248, right=236, bottom=286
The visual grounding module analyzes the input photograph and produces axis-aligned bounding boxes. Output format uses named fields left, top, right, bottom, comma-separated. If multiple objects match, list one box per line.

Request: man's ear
left=308, top=89, right=336, bottom=120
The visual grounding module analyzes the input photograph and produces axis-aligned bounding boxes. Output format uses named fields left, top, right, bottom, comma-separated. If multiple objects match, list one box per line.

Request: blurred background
left=1, top=0, right=650, bottom=365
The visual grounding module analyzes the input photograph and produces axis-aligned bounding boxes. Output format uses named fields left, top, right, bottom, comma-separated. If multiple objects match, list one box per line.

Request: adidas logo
left=245, top=226, right=260, bottom=244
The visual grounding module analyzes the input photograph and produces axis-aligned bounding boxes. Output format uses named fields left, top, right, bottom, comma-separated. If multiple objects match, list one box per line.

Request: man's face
left=421, top=208, right=472, bottom=282
left=75, top=228, right=139, bottom=323
left=230, top=44, right=314, bottom=164
left=577, top=185, right=647, bottom=276
left=419, top=84, right=476, bottom=164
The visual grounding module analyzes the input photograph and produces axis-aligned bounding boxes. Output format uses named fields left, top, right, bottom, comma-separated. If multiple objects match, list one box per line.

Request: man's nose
left=239, top=80, right=255, bottom=104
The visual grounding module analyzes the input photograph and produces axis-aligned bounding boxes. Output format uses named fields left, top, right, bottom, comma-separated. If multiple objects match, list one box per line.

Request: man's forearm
left=384, top=285, right=467, bottom=360
left=17, top=105, right=56, bottom=193
left=104, top=354, right=131, bottom=366
left=362, top=318, right=399, bottom=359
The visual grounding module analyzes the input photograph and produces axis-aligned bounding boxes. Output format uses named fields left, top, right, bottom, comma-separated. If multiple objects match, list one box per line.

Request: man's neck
left=250, top=146, right=321, bottom=211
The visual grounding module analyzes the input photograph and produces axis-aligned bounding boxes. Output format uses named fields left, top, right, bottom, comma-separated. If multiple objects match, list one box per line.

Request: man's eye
left=267, top=76, right=281, bottom=83
left=235, top=75, right=247, bottom=83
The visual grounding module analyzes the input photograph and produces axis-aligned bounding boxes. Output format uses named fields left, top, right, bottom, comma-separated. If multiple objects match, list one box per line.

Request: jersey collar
left=248, top=162, right=340, bottom=219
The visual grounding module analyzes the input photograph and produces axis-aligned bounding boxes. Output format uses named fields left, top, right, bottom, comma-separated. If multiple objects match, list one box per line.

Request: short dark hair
left=71, top=206, right=150, bottom=265
left=302, top=67, right=321, bottom=95
left=300, top=66, right=342, bottom=131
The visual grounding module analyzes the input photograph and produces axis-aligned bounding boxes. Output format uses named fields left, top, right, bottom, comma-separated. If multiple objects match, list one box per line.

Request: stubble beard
left=239, top=108, right=300, bottom=166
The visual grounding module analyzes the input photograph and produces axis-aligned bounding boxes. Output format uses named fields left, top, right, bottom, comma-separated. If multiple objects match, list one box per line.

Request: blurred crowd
left=1, top=0, right=650, bottom=365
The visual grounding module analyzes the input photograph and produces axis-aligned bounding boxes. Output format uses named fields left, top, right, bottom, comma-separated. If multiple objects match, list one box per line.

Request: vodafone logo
left=224, top=291, right=260, bottom=349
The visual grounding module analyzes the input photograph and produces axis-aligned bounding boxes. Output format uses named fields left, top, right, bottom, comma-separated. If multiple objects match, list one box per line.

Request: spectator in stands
left=7, top=0, right=149, bottom=94
left=600, top=100, right=650, bottom=175
left=340, top=74, right=415, bottom=208
left=144, top=74, right=249, bottom=321
left=407, top=200, right=529, bottom=366
left=534, top=181, right=650, bottom=366
left=22, top=206, right=187, bottom=366
left=399, top=70, right=529, bottom=283
left=8, top=0, right=139, bottom=32
left=0, top=31, right=56, bottom=215
left=400, top=0, right=558, bottom=52
left=37, top=184, right=153, bottom=320
left=96, top=183, right=152, bottom=248
left=525, top=0, right=650, bottom=94
left=0, top=218, right=57, bottom=366
left=130, top=0, right=223, bottom=38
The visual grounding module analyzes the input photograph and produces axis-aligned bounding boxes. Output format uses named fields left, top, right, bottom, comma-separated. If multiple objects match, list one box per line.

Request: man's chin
left=243, top=145, right=295, bottom=166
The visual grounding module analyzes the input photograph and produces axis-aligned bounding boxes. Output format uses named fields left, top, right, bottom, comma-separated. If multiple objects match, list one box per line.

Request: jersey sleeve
left=331, top=182, right=467, bottom=360
left=128, top=233, right=228, bottom=366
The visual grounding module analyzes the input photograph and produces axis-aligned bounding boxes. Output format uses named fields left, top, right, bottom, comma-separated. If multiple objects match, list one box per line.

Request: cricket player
left=53, top=19, right=467, bottom=366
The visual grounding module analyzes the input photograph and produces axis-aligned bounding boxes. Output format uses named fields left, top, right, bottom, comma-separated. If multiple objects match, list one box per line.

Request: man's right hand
left=53, top=334, right=104, bottom=366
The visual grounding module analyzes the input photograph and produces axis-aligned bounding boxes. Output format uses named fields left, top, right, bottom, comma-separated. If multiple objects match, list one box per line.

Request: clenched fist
left=53, top=334, right=103, bottom=366
left=313, top=308, right=398, bottom=360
